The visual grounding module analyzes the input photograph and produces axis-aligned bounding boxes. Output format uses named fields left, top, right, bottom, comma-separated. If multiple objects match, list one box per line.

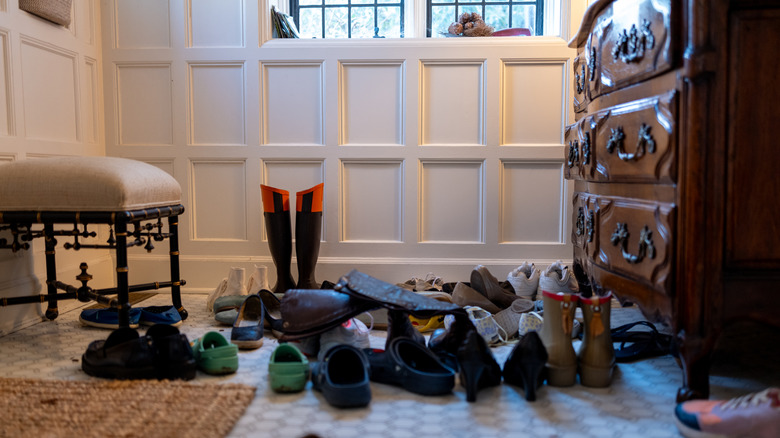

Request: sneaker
left=318, top=318, right=370, bottom=361
left=445, top=306, right=507, bottom=346
left=396, top=273, right=444, bottom=292
left=138, top=306, right=182, bottom=327
left=507, top=262, right=541, bottom=300
left=79, top=307, right=142, bottom=329
left=674, top=387, right=780, bottom=438
left=538, top=260, right=579, bottom=296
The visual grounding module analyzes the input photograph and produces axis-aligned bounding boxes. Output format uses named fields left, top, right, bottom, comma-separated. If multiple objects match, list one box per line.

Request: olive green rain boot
left=261, top=184, right=296, bottom=294
left=578, top=292, right=615, bottom=387
left=539, top=290, right=579, bottom=386
left=294, top=183, right=323, bottom=289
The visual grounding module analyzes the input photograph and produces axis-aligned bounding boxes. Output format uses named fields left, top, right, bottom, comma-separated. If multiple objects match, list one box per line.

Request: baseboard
left=127, top=254, right=573, bottom=294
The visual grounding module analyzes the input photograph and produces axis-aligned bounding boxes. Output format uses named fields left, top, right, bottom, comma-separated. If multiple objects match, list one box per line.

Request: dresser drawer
left=588, top=195, right=675, bottom=292
left=590, top=91, right=677, bottom=184
left=588, top=0, right=675, bottom=98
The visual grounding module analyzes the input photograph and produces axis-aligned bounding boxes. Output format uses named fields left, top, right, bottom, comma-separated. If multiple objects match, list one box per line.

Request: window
left=428, top=0, right=544, bottom=37
left=290, top=0, right=546, bottom=39
left=291, top=0, right=405, bottom=38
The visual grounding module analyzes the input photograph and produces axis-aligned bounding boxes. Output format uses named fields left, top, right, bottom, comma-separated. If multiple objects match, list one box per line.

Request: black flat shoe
left=81, top=327, right=156, bottom=380
left=311, top=344, right=371, bottom=408
left=231, top=295, right=265, bottom=350
left=364, top=337, right=455, bottom=396
left=502, top=331, right=548, bottom=401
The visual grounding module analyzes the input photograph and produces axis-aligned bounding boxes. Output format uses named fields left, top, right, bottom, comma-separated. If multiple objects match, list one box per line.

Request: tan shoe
left=539, top=290, right=579, bottom=386
left=451, top=282, right=501, bottom=314
left=578, top=293, right=615, bottom=387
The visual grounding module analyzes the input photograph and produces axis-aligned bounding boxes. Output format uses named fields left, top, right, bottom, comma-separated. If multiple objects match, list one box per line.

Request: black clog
left=311, top=344, right=371, bottom=408
left=146, top=324, right=196, bottom=380
left=364, top=336, right=455, bottom=396
left=81, top=327, right=156, bottom=379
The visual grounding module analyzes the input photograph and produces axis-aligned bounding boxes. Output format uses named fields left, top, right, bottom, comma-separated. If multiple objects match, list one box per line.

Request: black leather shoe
left=364, top=337, right=455, bottom=396
left=146, top=324, right=196, bottom=381
left=231, top=294, right=265, bottom=350
left=311, top=344, right=371, bottom=408
left=81, top=327, right=156, bottom=379
left=502, top=331, right=548, bottom=401
left=385, top=309, right=425, bottom=349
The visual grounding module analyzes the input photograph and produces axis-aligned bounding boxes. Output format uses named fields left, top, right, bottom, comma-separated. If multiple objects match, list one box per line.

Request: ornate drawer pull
left=575, top=63, right=586, bottom=94
left=612, top=19, right=655, bottom=63
left=576, top=207, right=585, bottom=236
left=582, top=132, right=591, bottom=165
left=605, top=124, right=656, bottom=162
left=610, top=223, right=656, bottom=264
left=588, top=47, right=597, bottom=81
left=587, top=211, right=595, bottom=243
left=567, top=140, right=580, bottom=168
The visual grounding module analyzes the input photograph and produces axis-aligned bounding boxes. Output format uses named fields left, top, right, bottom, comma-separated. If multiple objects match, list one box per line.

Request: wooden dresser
left=567, top=0, right=780, bottom=401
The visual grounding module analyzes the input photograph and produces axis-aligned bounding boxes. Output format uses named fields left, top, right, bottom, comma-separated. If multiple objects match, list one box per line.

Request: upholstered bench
left=0, top=156, right=187, bottom=328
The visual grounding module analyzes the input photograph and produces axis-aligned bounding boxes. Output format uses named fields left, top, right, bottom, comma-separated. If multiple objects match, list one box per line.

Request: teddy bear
left=448, top=12, right=494, bottom=37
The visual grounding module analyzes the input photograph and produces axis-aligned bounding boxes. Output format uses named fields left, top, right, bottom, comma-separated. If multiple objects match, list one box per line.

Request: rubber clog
left=268, top=343, right=309, bottom=393
left=364, top=336, right=455, bottom=396
left=311, top=344, right=371, bottom=408
left=145, top=324, right=196, bottom=380
left=192, top=331, right=239, bottom=375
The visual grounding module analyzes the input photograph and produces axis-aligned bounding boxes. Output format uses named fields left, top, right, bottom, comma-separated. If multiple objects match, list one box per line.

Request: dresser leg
left=676, top=331, right=714, bottom=402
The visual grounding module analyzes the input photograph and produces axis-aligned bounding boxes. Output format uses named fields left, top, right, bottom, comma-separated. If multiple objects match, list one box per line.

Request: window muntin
left=293, top=0, right=405, bottom=38
left=428, top=0, right=544, bottom=37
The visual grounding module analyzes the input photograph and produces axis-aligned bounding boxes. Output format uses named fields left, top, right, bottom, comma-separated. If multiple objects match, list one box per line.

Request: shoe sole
left=79, top=316, right=139, bottom=330
left=81, top=357, right=156, bottom=380
left=139, top=320, right=183, bottom=327
left=231, top=338, right=264, bottom=350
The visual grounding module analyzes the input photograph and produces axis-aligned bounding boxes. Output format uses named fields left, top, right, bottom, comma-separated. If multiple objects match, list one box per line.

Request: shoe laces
left=721, top=388, right=780, bottom=411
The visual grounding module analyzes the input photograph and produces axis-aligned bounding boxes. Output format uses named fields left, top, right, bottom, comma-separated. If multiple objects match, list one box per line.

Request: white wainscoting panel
left=0, top=30, right=9, bottom=136
left=75, top=0, right=95, bottom=45
left=341, top=160, right=403, bottom=242
left=420, top=160, right=483, bottom=243
left=114, top=0, right=170, bottom=49
left=116, top=63, right=173, bottom=145
left=187, top=0, right=244, bottom=48
left=500, top=160, right=565, bottom=243
left=190, top=160, right=248, bottom=241
left=261, top=62, right=324, bottom=145
left=20, top=38, right=79, bottom=142
left=188, top=63, right=246, bottom=145
left=339, top=61, right=404, bottom=146
left=83, top=58, right=98, bottom=143
left=420, top=61, right=485, bottom=146
left=501, top=60, right=567, bottom=145
left=262, top=160, right=325, bottom=237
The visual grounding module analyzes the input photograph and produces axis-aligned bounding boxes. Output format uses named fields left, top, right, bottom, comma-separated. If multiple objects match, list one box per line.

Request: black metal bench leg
left=43, top=223, right=59, bottom=320
left=168, top=215, right=187, bottom=320
left=114, top=220, right=130, bottom=329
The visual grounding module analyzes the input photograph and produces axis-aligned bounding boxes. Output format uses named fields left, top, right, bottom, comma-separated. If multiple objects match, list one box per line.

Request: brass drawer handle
left=610, top=222, right=656, bottom=264
left=605, top=124, right=656, bottom=162
left=582, top=132, right=591, bottom=165
left=588, top=47, right=597, bottom=81
left=567, top=139, right=580, bottom=168
left=612, top=19, right=655, bottom=63
left=587, top=211, right=595, bottom=243
left=576, top=207, right=585, bottom=236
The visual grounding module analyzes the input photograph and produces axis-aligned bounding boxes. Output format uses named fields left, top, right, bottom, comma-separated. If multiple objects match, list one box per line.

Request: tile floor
left=1, top=293, right=778, bottom=438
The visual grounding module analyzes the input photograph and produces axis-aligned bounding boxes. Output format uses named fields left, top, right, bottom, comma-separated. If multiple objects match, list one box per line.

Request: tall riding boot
left=261, top=184, right=295, bottom=293
left=578, top=292, right=615, bottom=387
left=295, top=183, right=323, bottom=289
left=539, top=290, right=579, bottom=386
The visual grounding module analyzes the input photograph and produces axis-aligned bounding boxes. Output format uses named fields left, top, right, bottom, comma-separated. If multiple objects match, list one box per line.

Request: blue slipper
left=79, top=307, right=142, bottom=329
left=139, top=306, right=183, bottom=327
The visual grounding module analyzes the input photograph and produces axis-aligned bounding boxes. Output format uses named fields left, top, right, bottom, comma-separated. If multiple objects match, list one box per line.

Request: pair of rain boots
left=540, top=290, right=615, bottom=388
left=261, top=183, right=324, bottom=293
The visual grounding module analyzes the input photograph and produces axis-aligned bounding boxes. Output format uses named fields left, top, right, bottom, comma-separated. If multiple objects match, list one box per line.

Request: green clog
left=191, top=331, right=239, bottom=375
left=268, top=343, right=309, bottom=393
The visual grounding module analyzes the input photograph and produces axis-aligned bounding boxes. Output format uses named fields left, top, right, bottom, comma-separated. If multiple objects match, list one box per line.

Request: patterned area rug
left=0, top=377, right=256, bottom=438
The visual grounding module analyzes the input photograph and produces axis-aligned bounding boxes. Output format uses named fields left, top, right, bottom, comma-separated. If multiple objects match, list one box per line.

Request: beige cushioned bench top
left=0, top=156, right=181, bottom=212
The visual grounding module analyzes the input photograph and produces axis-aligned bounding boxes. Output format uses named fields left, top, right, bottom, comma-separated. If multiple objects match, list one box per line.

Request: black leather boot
left=261, top=184, right=295, bottom=293
left=295, top=183, right=323, bottom=289
left=385, top=309, right=425, bottom=349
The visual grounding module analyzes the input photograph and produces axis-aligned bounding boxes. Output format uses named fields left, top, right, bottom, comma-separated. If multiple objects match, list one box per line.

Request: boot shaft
left=577, top=292, right=615, bottom=387
left=294, top=183, right=324, bottom=289
left=261, top=185, right=295, bottom=293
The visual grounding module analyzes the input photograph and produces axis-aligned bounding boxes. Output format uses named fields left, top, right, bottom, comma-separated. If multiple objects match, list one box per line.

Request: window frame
left=291, top=0, right=407, bottom=38
left=426, top=0, right=545, bottom=38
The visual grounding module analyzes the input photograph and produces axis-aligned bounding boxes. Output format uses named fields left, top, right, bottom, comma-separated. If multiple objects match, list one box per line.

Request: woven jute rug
left=0, top=377, right=256, bottom=438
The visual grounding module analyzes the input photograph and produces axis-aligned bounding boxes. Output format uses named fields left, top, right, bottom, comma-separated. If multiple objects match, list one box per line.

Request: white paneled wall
left=0, top=0, right=109, bottom=335
left=101, top=0, right=577, bottom=291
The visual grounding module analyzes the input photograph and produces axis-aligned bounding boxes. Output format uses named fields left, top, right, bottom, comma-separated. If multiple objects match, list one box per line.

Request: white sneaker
left=246, top=264, right=270, bottom=295
left=206, top=267, right=248, bottom=315
left=318, top=318, right=370, bottom=361
left=507, top=262, right=541, bottom=300
left=538, top=260, right=579, bottom=296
